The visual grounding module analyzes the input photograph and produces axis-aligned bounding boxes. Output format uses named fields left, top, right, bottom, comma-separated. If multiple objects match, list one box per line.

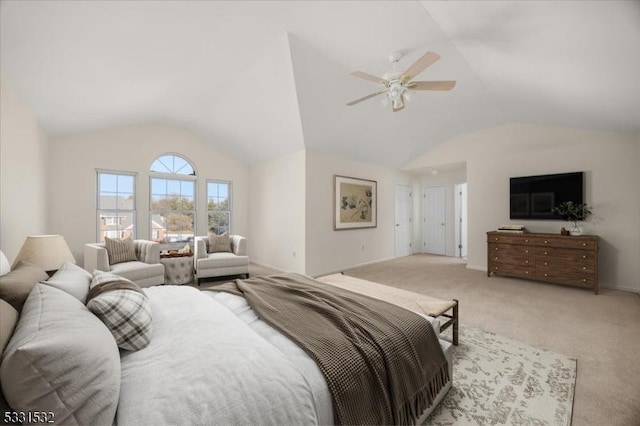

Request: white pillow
left=0, top=250, right=10, bottom=276
left=42, top=261, right=92, bottom=303
left=1, top=283, right=121, bottom=426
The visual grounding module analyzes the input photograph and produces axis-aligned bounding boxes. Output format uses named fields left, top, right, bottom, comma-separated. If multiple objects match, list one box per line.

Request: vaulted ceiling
left=1, top=1, right=639, bottom=168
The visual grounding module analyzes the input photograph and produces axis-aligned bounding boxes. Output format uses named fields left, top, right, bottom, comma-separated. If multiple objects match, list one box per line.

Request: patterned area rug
left=426, top=327, right=576, bottom=425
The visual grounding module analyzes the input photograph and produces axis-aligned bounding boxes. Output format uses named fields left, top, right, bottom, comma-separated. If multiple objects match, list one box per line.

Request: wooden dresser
left=487, top=231, right=599, bottom=294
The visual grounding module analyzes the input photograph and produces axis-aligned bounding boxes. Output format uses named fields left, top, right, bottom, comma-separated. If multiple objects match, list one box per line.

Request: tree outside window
left=208, top=180, right=231, bottom=235
left=150, top=154, right=196, bottom=246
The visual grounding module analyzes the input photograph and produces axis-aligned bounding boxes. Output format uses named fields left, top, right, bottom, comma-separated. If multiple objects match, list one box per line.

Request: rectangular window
left=150, top=177, right=196, bottom=245
left=97, top=171, right=136, bottom=242
left=207, top=180, right=231, bottom=235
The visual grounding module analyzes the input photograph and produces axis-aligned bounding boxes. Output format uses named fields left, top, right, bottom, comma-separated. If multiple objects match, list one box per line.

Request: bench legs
left=431, top=299, right=459, bottom=346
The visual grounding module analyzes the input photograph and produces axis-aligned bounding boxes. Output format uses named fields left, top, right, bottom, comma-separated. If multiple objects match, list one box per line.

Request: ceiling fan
left=347, top=51, right=456, bottom=112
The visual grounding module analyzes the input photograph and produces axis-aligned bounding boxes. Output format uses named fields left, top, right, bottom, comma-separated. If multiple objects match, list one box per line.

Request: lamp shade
left=12, top=235, right=75, bottom=272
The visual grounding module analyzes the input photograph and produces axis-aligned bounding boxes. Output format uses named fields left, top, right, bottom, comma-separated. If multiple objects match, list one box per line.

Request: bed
left=0, top=264, right=452, bottom=425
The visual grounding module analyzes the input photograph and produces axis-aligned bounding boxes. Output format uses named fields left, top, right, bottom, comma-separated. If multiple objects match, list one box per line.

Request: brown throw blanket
left=213, top=273, right=449, bottom=425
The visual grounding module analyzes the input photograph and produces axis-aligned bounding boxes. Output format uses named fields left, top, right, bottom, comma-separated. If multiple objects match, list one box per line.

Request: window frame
left=96, top=169, right=137, bottom=243
left=149, top=153, right=197, bottom=248
left=207, top=179, right=233, bottom=235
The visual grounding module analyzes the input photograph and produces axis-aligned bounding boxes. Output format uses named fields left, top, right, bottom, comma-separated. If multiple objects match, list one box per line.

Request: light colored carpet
left=344, top=254, right=640, bottom=426
left=426, top=327, right=576, bottom=425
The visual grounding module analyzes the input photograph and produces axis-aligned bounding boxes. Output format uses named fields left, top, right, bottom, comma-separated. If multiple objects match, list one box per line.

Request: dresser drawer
left=536, top=260, right=595, bottom=275
left=534, top=237, right=598, bottom=251
left=489, top=262, right=534, bottom=277
left=489, top=252, right=533, bottom=266
left=535, top=247, right=597, bottom=263
left=535, top=271, right=595, bottom=288
left=487, top=234, right=536, bottom=245
left=489, top=243, right=534, bottom=257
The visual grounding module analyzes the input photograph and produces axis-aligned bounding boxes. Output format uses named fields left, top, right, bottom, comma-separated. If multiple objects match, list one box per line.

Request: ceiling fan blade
left=392, top=95, right=405, bottom=113
left=346, top=89, right=388, bottom=106
left=350, top=71, right=387, bottom=85
left=408, top=80, right=457, bottom=91
left=401, top=51, right=440, bottom=81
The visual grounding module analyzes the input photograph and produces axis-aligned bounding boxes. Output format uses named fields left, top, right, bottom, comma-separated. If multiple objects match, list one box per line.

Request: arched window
left=149, top=154, right=196, bottom=246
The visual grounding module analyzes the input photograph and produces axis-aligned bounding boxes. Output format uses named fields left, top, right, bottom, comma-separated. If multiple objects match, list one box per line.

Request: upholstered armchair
left=84, top=240, right=165, bottom=288
left=194, top=235, right=249, bottom=285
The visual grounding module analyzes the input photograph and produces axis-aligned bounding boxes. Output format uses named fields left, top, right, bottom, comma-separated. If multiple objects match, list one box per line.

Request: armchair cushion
left=104, top=237, right=137, bottom=265
left=110, top=261, right=164, bottom=284
left=208, top=232, right=231, bottom=253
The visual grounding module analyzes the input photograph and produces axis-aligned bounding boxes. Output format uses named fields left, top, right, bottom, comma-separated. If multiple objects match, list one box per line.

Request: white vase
left=569, top=224, right=582, bottom=236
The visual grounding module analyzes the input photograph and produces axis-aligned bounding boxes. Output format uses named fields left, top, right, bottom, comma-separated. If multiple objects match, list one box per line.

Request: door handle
left=395, top=224, right=400, bottom=227
left=441, top=223, right=445, bottom=226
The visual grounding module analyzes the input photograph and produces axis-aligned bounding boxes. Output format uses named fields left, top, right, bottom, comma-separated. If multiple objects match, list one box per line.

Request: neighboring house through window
left=97, top=170, right=136, bottom=242
left=150, top=154, right=196, bottom=246
left=207, top=180, right=231, bottom=235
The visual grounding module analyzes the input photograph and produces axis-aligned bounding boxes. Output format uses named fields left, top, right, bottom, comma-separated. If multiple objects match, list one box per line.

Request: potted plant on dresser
left=553, top=201, right=593, bottom=236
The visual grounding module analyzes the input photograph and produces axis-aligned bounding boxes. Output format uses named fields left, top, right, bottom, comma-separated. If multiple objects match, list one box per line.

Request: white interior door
left=394, top=184, right=413, bottom=257
left=423, top=186, right=446, bottom=255
left=454, top=183, right=468, bottom=258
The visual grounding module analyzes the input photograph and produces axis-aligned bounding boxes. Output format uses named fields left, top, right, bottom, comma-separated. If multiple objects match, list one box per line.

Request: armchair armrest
left=230, top=235, right=247, bottom=256
left=195, top=237, right=208, bottom=260
left=134, top=240, right=160, bottom=264
left=84, top=243, right=110, bottom=272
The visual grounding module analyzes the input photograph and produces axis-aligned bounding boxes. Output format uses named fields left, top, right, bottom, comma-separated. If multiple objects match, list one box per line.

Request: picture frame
left=334, top=175, right=377, bottom=230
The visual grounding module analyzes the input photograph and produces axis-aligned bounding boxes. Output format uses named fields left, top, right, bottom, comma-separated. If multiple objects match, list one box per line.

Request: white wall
left=412, top=167, right=467, bottom=257
left=305, top=150, right=413, bottom=277
left=250, top=150, right=306, bottom=273
left=0, top=76, right=48, bottom=262
left=405, top=123, right=640, bottom=292
left=48, top=125, right=250, bottom=265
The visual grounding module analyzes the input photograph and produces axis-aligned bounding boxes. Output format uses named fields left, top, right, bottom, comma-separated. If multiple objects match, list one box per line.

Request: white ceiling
left=1, top=1, right=639, bottom=168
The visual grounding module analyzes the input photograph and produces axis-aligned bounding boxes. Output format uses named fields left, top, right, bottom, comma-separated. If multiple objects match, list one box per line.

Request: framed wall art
left=334, top=175, right=377, bottom=230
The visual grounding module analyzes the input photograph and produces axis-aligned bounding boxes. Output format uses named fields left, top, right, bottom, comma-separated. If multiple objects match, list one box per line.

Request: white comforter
left=117, top=285, right=320, bottom=425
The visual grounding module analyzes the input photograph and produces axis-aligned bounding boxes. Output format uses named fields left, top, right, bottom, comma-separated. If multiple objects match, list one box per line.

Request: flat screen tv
left=510, top=172, right=584, bottom=220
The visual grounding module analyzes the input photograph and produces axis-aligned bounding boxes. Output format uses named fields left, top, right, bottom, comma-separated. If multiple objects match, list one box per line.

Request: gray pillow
left=1, top=283, right=120, bottom=426
left=42, top=261, right=92, bottom=303
left=104, top=236, right=137, bottom=265
left=0, top=261, right=48, bottom=311
left=208, top=232, right=231, bottom=253
left=87, top=271, right=152, bottom=351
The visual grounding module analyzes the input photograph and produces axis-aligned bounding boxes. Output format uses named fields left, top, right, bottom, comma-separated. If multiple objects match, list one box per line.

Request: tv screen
left=510, top=172, right=584, bottom=220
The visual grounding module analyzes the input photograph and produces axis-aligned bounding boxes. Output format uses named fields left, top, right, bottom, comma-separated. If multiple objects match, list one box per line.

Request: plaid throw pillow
left=208, top=232, right=231, bottom=253
left=104, top=237, right=137, bottom=265
left=86, top=271, right=152, bottom=351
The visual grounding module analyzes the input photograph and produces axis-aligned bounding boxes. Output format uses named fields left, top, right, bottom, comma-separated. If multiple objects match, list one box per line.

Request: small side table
left=160, top=254, right=194, bottom=285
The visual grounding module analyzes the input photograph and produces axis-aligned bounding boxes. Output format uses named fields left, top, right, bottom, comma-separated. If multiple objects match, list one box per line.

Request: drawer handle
left=582, top=243, right=586, bottom=247
left=525, top=239, right=529, bottom=243
left=495, top=237, right=498, bottom=241
left=544, top=240, right=548, bottom=244
left=494, top=267, right=499, bottom=270
left=582, top=279, right=587, bottom=283
left=544, top=273, right=548, bottom=277
left=495, top=247, right=499, bottom=251
left=525, top=260, right=529, bottom=264
left=544, top=262, right=548, bottom=266
left=494, top=257, right=499, bottom=261
left=583, top=255, right=586, bottom=259
left=525, top=271, right=529, bottom=275
left=583, top=266, right=587, bottom=270
left=525, top=250, right=529, bottom=253
left=544, top=251, right=548, bottom=255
